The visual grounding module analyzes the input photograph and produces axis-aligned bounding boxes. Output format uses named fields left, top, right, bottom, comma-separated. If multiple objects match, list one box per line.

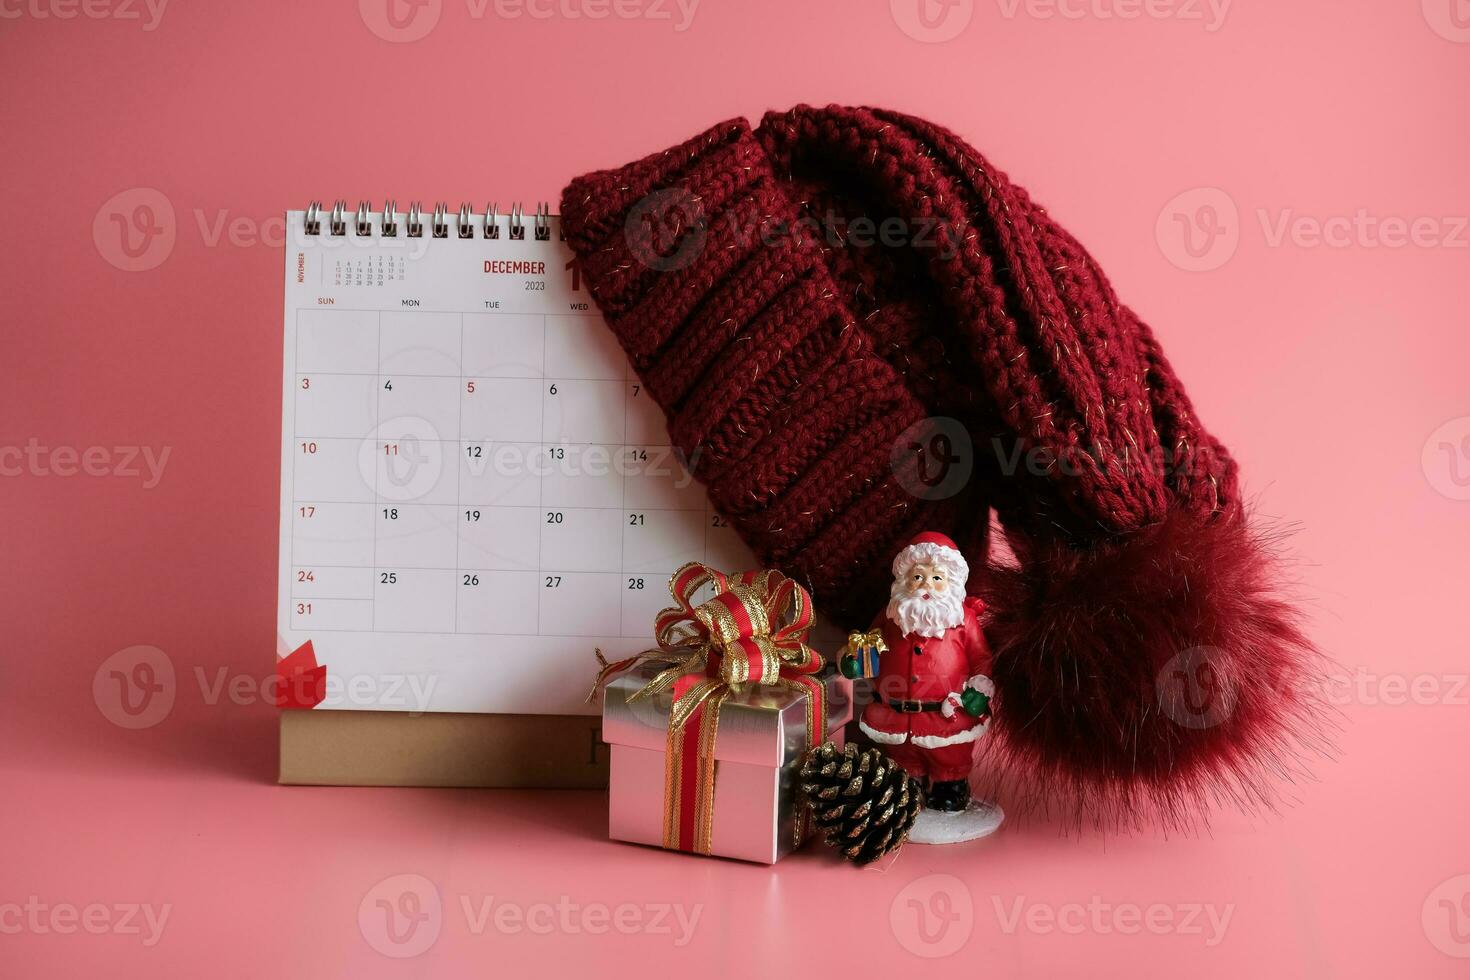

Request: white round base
left=907, top=799, right=1005, bottom=845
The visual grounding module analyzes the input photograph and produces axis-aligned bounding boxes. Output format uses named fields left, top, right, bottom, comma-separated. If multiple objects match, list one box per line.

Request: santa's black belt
left=881, top=695, right=946, bottom=713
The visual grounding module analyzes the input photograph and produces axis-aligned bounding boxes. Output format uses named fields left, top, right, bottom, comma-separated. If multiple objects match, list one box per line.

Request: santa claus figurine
left=841, top=532, right=996, bottom=815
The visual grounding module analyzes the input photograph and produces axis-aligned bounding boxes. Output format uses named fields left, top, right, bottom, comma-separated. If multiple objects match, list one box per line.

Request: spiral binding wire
left=303, top=200, right=562, bottom=240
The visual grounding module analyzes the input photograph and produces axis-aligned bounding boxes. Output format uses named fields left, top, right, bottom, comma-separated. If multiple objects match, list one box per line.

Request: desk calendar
left=278, top=202, right=754, bottom=714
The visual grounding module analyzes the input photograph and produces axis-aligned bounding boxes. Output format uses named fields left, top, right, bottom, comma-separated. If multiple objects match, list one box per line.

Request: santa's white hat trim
left=891, top=532, right=969, bottom=586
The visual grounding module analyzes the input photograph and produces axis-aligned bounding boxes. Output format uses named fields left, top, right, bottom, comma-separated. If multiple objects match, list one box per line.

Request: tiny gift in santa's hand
left=839, top=629, right=886, bottom=680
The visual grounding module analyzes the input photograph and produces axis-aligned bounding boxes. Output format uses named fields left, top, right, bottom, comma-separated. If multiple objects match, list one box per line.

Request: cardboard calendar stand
left=278, top=709, right=610, bottom=788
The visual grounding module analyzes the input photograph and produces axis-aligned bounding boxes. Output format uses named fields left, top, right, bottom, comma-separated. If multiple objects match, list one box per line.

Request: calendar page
left=278, top=206, right=754, bottom=714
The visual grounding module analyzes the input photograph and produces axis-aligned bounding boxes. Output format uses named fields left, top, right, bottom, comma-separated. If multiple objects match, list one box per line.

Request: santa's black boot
left=926, top=779, right=971, bottom=812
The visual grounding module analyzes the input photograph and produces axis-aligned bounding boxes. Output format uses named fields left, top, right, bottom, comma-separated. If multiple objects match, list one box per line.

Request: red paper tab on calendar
left=274, top=640, right=327, bottom=709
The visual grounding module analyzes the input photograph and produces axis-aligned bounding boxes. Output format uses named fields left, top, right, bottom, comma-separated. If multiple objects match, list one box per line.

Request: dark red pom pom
left=976, top=509, right=1333, bottom=831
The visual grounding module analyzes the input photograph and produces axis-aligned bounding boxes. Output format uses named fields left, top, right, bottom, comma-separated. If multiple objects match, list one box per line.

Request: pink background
left=3, top=0, right=1469, bottom=975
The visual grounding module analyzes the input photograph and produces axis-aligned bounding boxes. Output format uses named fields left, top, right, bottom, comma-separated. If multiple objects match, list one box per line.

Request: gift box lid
left=602, top=664, right=851, bottom=768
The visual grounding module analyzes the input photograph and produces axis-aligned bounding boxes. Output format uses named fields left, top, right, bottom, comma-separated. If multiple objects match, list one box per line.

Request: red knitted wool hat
left=561, top=105, right=1327, bottom=829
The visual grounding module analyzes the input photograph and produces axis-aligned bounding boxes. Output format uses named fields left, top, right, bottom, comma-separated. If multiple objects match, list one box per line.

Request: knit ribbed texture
left=562, top=118, right=969, bottom=618
left=562, top=105, right=1236, bottom=618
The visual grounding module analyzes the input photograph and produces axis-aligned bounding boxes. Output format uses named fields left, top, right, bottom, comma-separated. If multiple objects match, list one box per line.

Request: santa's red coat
left=858, top=597, right=993, bottom=778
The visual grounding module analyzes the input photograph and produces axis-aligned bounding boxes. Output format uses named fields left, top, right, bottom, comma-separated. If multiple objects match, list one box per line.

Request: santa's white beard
left=887, top=584, right=965, bottom=638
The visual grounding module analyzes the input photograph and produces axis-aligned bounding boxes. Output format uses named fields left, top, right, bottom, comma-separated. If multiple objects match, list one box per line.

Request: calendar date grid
left=288, top=308, right=741, bottom=639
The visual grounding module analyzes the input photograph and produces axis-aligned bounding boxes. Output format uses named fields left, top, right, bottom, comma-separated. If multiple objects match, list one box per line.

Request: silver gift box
left=603, top=664, right=853, bottom=864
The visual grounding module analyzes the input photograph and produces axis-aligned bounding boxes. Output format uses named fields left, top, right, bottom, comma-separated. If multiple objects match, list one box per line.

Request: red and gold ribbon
left=589, top=562, right=828, bottom=855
